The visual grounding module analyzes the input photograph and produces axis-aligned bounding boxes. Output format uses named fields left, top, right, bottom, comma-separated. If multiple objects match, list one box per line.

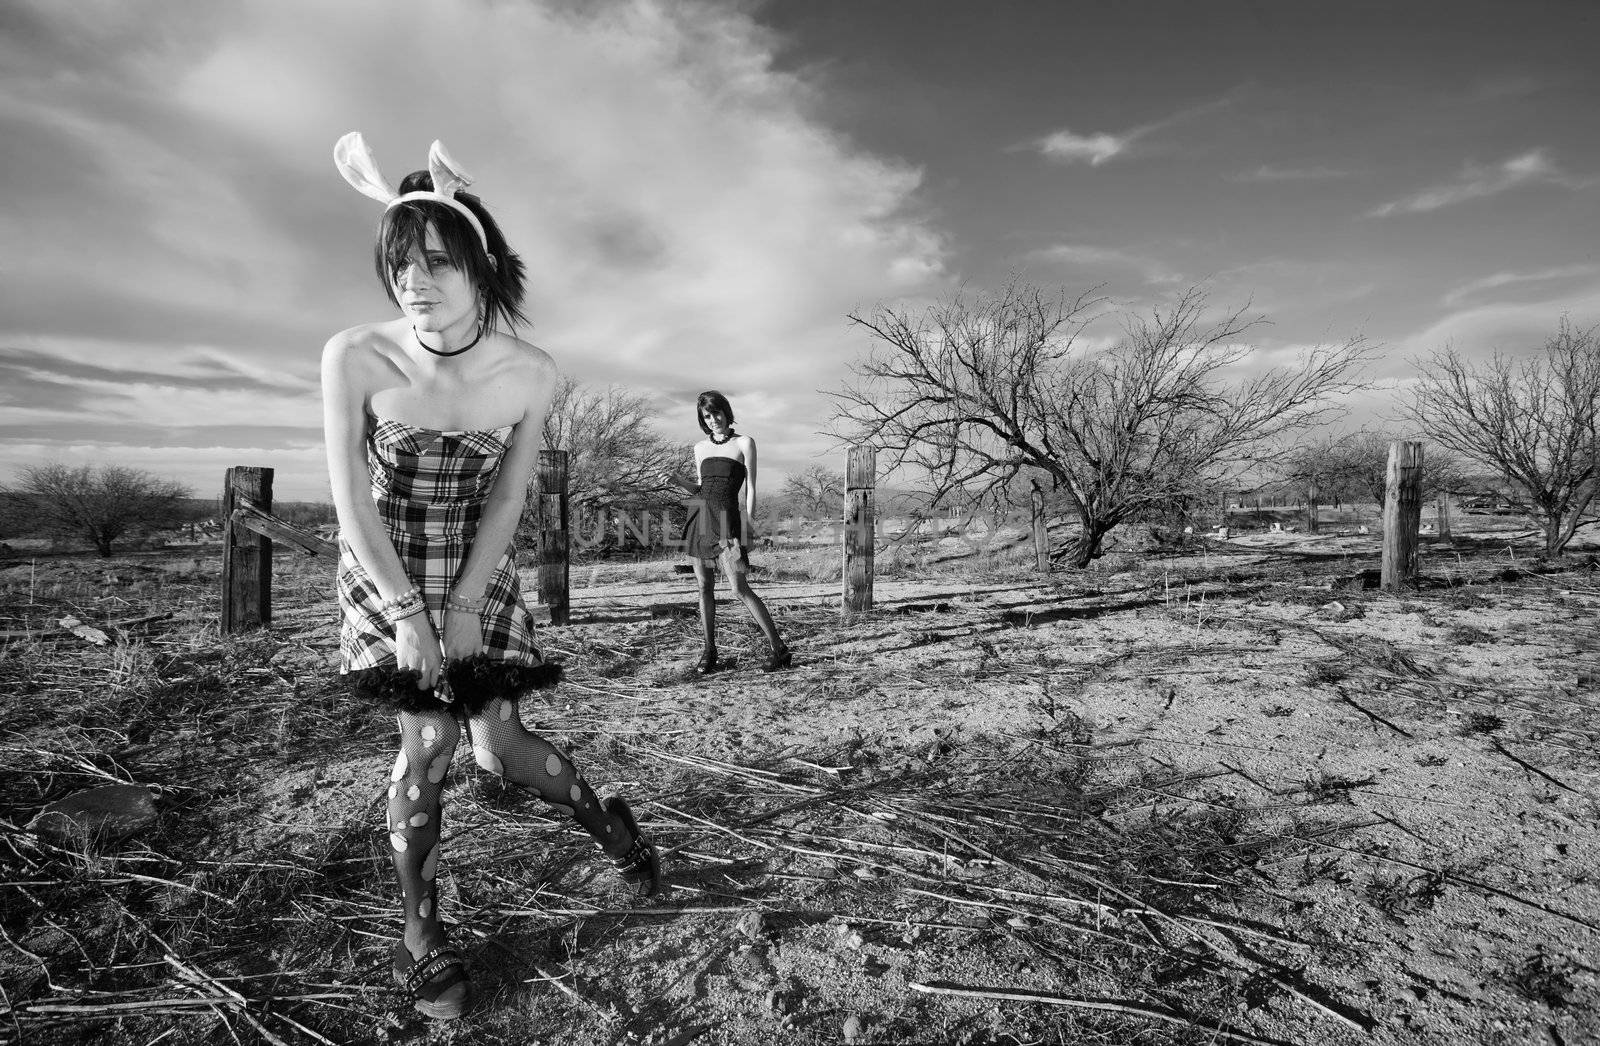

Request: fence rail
left=219, top=441, right=1428, bottom=634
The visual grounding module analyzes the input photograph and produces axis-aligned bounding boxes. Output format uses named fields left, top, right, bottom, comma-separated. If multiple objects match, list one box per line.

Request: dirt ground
left=2, top=515, right=1598, bottom=1045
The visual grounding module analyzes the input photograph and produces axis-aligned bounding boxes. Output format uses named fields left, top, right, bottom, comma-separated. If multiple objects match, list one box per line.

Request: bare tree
left=539, top=377, right=687, bottom=510
left=830, top=279, right=1370, bottom=566
left=1275, top=431, right=1471, bottom=525
left=11, top=464, right=191, bottom=557
left=1403, top=318, right=1600, bottom=557
left=779, top=465, right=844, bottom=519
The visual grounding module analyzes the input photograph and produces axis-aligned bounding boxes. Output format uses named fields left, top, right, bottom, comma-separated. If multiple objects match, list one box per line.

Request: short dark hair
left=375, top=170, right=528, bottom=332
left=695, top=390, right=734, bottom=435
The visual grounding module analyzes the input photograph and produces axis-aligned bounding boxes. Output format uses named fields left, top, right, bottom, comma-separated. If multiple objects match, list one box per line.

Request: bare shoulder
left=321, top=322, right=397, bottom=382
left=504, top=336, right=557, bottom=381
left=737, top=434, right=758, bottom=452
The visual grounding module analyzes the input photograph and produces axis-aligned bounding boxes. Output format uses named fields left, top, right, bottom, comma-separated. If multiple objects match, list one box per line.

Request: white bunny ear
left=333, top=131, right=398, bottom=204
left=427, top=139, right=474, bottom=199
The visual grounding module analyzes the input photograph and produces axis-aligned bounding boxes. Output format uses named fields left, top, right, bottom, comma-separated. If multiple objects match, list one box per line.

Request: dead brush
left=1364, top=869, right=1447, bottom=921
left=1511, top=950, right=1575, bottom=1009
left=1444, top=623, right=1495, bottom=646
left=1457, top=711, right=1506, bottom=736
left=1300, top=659, right=1350, bottom=687
left=1299, top=771, right=1375, bottom=805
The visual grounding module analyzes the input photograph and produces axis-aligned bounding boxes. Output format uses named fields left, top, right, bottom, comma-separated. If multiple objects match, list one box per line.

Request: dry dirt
left=2, top=516, right=1598, bottom=1045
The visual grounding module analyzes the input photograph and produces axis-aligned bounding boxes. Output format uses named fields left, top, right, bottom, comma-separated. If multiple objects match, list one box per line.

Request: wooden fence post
left=1031, top=480, right=1050, bottom=572
left=842, top=445, right=875, bottom=614
left=1305, top=480, right=1320, bottom=534
left=1381, top=441, right=1423, bottom=592
left=538, top=449, right=570, bottom=625
left=1436, top=492, right=1453, bottom=540
left=221, top=466, right=273, bottom=634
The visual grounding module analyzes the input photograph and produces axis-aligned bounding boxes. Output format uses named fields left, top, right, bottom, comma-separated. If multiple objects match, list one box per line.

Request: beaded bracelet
left=379, top=587, right=421, bottom=613
left=384, top=599, right=427, bottom=625
left=381, top=589, right=425, bottom=624
left=446, top=591, right=487, bottom=614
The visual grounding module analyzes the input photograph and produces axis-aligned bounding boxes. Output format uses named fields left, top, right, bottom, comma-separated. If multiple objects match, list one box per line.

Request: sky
left=1, top=0, right=1596, bottom=501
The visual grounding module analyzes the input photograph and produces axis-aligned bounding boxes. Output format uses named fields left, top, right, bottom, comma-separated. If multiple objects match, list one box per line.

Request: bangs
left=368, top=177, right=529, bottom=333
left=375, top=201, right=484, bottom=286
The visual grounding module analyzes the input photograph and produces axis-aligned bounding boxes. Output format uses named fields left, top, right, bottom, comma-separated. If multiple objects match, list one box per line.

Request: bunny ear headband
left=333, top=131, right=489, bottom=252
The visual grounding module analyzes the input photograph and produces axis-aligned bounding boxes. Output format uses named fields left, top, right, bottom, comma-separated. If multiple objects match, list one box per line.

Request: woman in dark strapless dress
left=680, top=390, right=790, bottom=673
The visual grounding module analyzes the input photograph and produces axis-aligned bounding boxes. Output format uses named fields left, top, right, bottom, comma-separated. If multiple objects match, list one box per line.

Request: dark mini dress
left=336, top=416, right=560, bottom=715
left=682, top=456, right=749, bottom=573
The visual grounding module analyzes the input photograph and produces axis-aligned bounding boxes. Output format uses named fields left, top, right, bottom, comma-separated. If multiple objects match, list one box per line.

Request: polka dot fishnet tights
left=465, top=697, right=626, bottom=856
left=385, top=700, right=629, bottom=948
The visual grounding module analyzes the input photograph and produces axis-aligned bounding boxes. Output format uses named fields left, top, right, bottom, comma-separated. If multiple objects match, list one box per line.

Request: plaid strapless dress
left=336, top=416, right=559, bottom=715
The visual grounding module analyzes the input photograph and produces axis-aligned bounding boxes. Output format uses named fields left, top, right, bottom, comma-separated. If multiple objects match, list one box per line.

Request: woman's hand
left=394, top=614, right=443, bottom=691
left=443, top=610, right=486, bottom=663
left=670, top=469, right=700, bottom=493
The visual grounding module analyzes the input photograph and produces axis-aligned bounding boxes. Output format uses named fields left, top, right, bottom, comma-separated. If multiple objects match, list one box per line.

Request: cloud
left=1441, top=265, right=1600, bottom=307
left=1, top=0, right=949, bottom=495
left=1368, top=149, right=1592, bottom=217
left=1231, top=164, right=1353, bottom=182
left=1029, top=87, right=1247, bottom=167
left=1025, top=243, right=1183, bottom=286
left=1392, top=281, right=1600, bottom=375
left=1034, top=129, right=1139, bottom=166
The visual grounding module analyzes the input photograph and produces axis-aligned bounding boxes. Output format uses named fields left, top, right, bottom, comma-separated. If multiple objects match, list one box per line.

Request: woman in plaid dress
left=323, top=133, right=660, bottom=1020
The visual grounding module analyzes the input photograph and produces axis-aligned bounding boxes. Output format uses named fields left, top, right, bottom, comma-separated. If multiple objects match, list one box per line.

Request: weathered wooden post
left=842, top=445, right=875, bottom=614
left=1030, top=479, right=1050, bottom=572
left=1305, top=479, right=1320, bottom=534
left=1381, top=441, right=1423, bottom=592
left=221, top=466, right=273, bottom=634
left=1436, top=491, right=1453, bottom=541
left=537, top=449, right=570, bottom=625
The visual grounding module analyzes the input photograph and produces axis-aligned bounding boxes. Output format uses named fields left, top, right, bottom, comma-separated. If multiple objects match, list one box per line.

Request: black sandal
left=392, top=941, right=469, bottom=1020
left=762, top=643, right=793, bottom=673
left=602, top=796, right=662, bottom=898
left=694, top=645, right=718, bottom=675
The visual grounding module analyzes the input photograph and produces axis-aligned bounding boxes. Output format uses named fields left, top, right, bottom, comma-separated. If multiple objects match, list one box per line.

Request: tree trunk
left=1068, top=522, right=1111, bottom=568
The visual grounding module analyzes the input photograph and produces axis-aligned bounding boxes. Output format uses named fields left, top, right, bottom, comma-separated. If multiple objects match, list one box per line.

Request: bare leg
left=387, top=710, right=468, bottom=1011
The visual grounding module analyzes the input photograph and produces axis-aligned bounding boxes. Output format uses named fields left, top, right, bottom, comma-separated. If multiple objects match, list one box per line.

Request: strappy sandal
left=694, top=645, right=718, bottom=675
left=392, top=940, right=469, bottom=1020
left=602, top=796, right=662, bottom=898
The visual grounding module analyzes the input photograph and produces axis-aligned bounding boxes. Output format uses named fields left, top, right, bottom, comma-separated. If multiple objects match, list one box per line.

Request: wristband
left=446, top=591, right=487, bottom=614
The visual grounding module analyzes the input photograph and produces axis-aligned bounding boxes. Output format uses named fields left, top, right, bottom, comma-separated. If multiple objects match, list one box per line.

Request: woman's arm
left=742, top=436, right=758, bottom=519
left=322, top=332, right=441, bottom=688
left=440, top=350, right=556, bottom=660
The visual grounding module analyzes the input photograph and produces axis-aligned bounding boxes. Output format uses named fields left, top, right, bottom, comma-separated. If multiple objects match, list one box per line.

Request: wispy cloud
left=1368, top=149, right=1591, bottom=217
left=1029, top=88, right=1247, bottom=167
left=1034, top=129, right=1142, bottom=166
left=1026, top=243, right=1183, bottom=286
left=1441, top=265, right=1600, bottom=307
left=1231, top=164, right=1353, bottom=183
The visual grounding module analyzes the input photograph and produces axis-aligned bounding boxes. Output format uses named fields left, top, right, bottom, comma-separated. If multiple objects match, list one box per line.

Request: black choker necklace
left=709, top=430, right=735, bottom=445
left=415, top=325, right=482, bottom=358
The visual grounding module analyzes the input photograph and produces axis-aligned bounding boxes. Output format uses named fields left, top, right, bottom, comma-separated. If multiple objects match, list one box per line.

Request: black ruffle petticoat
left=344, top=654, right=564, bottom=716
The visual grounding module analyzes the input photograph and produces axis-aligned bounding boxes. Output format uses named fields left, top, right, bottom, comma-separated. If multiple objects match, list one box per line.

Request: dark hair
left=375, top=170, right=528, bottom=332
left=695, top=390, right=734, bottom=435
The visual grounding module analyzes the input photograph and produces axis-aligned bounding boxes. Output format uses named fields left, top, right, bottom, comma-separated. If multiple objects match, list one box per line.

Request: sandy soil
left=3, top=517, right=1598, bottom=1045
